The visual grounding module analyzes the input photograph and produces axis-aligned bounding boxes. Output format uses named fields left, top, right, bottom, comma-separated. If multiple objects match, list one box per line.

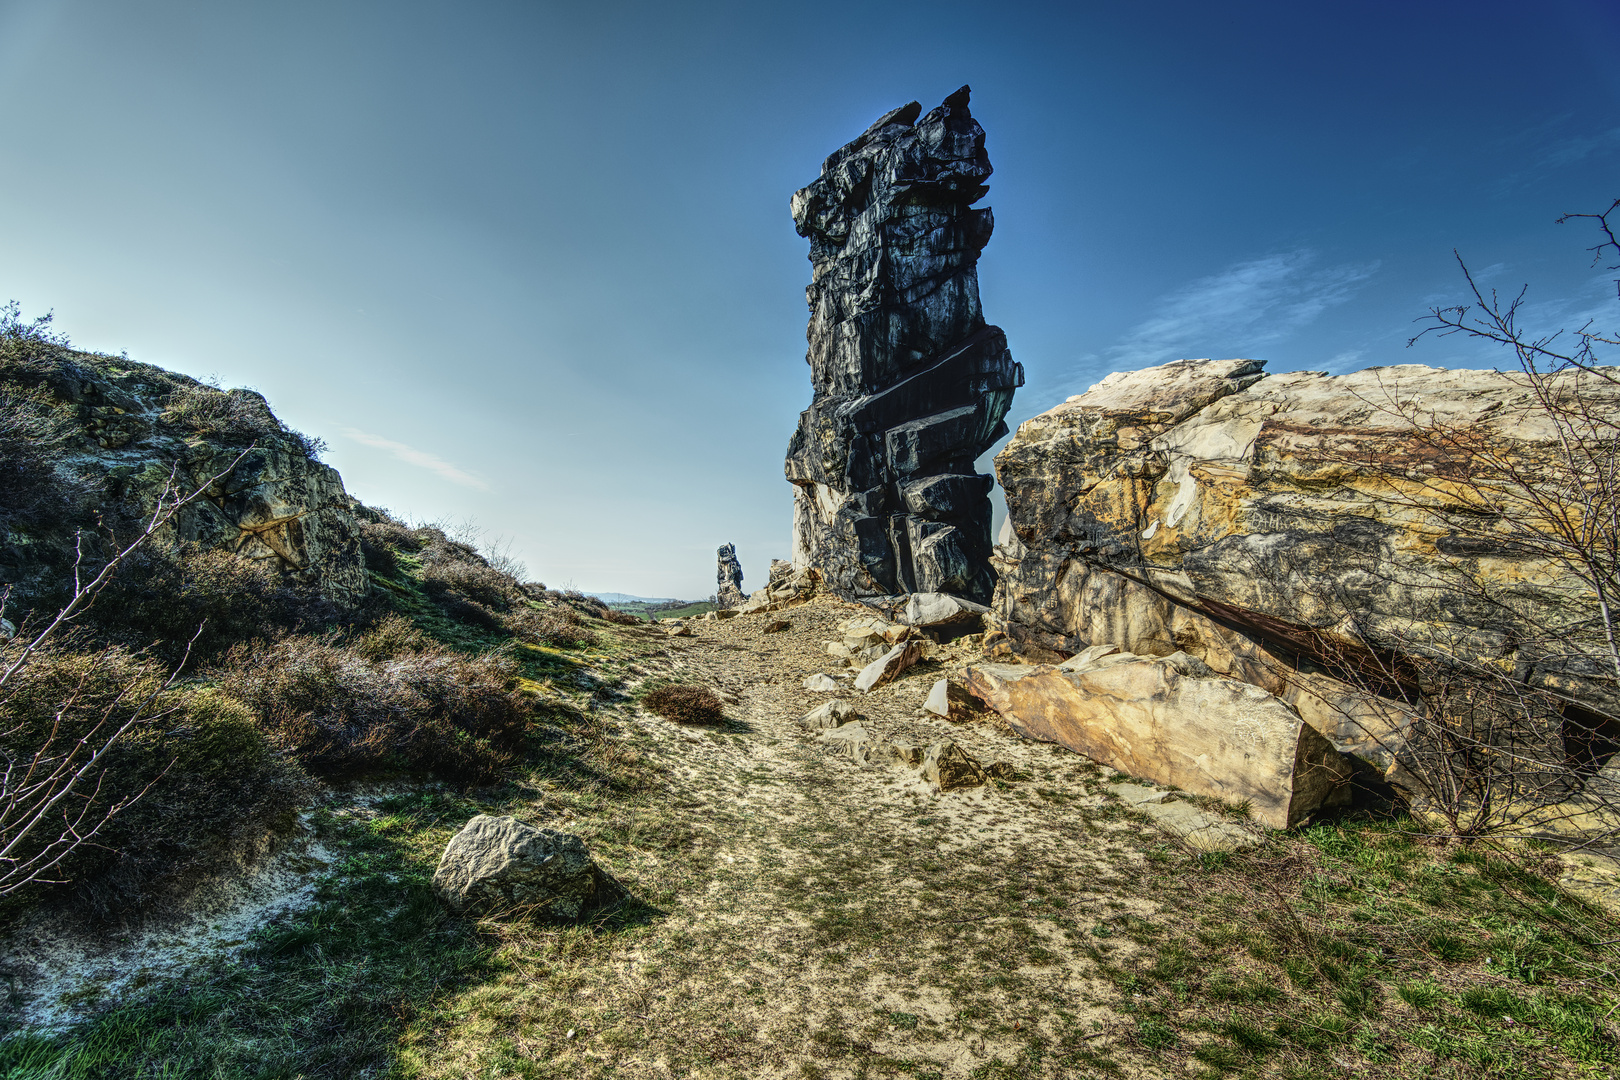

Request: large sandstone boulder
left=433, top=815, right=622, bottom=920
left=990, top=358, right=1620, bottom=774
left=963, top=653, right=1352, bottom=829
left=783, top=86, right=1023, bottom=603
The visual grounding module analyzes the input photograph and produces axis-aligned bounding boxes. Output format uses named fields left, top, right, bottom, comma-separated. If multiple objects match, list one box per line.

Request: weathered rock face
left=716, top=543, right=746, bottom=608
left=963, top=653, right=1352, bottom=828
left=785, top=86, right=1023, bottom=604
left=0, top=347, right=366, bottom=608
left=991, top=357, right=1620, bottom=770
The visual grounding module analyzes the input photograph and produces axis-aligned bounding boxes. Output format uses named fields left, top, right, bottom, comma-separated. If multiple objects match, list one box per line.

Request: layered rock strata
left=989, top=357, right=1620, bottom=777
left=785, top=85, right=1023, bottom=604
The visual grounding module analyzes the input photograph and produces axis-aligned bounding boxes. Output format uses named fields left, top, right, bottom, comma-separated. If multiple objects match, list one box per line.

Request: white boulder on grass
left=433, top=815, right=622, bottom=920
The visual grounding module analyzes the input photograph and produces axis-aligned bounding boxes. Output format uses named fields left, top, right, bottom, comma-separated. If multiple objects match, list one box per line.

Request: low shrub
left=359, top=530, right=400, bottom=576
left=216, top=631, right=530, bottom=785
left=354, top=612, right=429, bottom=660
left=421, top=557, right=519, bottom=610
left=601, top=608, right=643, bottom=626
left=90, top=544, right=323, bottom=664
left=359, top=517, right=425, bottom=554
left=160, top=384, right=327, bottom=460
left=0, top=643, right=309, bottom=921
left=642, top=684, right=725, bottom=725
left=506, top=606, right=597, bottom=648
left=0, top=385, right=76, bottom=541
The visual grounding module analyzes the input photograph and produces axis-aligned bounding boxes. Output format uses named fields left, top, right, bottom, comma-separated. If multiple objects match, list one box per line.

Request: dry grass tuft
left=642, top=683, right=726, bottom=725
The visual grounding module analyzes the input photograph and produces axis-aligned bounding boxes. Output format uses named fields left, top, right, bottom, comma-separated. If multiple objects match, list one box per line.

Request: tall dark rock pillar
left=784, top=85, right=1022, bottom=604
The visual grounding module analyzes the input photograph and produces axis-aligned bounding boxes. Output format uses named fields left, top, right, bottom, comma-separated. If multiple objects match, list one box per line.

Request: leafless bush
left=601, top=608, right=643, bottom=626
left=217, top=622, right=529, bottom=785
left=1, top=643, right=306, bottom=916
left=421, top=557, right=520, bottom=611
left=1251, top=201, right=1620, bottom=840
left=92, top=543, right=317, bottom=663
left=0, top=452, right=252, bottom=895
left=359, top=518, right=425, bottom=555
left=0, top=385, right=76, bottom=538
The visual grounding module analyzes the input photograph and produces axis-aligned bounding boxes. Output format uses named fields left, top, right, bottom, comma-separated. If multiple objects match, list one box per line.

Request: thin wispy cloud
left=1490, top=123, right=1620, bottom=195
left=342, top=429, right=492, bottom=491
left=1091, top=251, right=1379, bottom=373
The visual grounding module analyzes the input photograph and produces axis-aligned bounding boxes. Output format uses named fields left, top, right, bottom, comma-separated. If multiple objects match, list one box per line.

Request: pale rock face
left=922, top=678, right=980, bottom=722
left=991, top=357, right=1620, bottom=771
left=818, top=723, right=877, bottom=763
left=784, top=86, right=1023, bottom=604
left=902, top=591, right=990, bottom=628
left=802, top=673, right=842, bottom=692
left=963, top=655, right=1352, bottom=829
left=432, top=815, right=622, bottom=920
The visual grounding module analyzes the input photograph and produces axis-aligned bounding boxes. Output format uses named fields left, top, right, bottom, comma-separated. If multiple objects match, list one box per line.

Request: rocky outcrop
left=963, top=652, right=1353, bottom=828
left=784, top=86, right=1023, bottom=604
left=990, top=357, right=1620, bottom=777
left=0, top=346, right=366, bottom=607
left=716, top=543, right=746, bottom=608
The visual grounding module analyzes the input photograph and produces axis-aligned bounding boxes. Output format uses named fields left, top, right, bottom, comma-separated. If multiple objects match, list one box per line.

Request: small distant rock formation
left=784, top=85, right=1023, bottom=604
left=715, top=542, right=745, bottom=608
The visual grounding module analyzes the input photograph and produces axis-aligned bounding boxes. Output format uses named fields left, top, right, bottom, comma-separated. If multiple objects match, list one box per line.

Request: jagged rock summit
left=715, top=542, right=746, bottom=608
left=785, top=85, right=1023, bottom=605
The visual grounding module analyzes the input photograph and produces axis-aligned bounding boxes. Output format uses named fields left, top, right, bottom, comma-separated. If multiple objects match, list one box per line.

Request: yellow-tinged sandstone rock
left=963, top=653, right=1352, bottom=829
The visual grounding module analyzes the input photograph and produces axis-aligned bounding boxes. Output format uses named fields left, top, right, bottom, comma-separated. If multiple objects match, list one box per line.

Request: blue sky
left=2, top=0, right=1617, bottom=598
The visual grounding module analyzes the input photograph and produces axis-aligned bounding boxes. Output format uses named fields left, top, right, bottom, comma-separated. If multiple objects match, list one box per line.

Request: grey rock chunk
left=433, top=815, right=622, bottom=920
left=799, top=699, right=859, bottom=730
left=888, top=740, right=926, bottom=767
left=802, top=672, right=842, bottom=692
left=921, top=740, right=987, bottom=791
left=1107, top=783, right=1262, bottom=852
left=853, top=640, right=923, bottom=692
left=818, top=723, right=877, bottom=764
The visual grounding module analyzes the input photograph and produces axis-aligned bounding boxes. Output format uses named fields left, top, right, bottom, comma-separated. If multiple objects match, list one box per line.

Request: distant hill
left=586, top=591, right=682, bottom=605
